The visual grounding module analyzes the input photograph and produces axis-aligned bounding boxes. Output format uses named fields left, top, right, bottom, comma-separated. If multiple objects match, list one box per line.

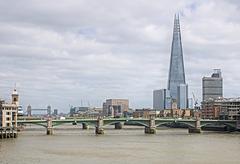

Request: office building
left=47, top=105, right=51, bottom=115
left=202, top=97, right=240, bottom=120
left=202, top=69, right=223, bottom=102
left=219, top=98, right=240, bottom=120
left=201, top=98, right=221, bottom=119
left=102, top=99, right=129, bottom=117
left=153, top=89, right=171, bottom=110
left=177, top=84, right=188, bottom=109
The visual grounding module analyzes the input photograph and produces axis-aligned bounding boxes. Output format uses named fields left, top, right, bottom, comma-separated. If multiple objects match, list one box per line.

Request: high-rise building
left=168, top=14, right=186, bottom=101
left=153, top=89, right=171, bottom=110
left=47, top=105, right=51, bottom=116
left=202, top=69, right=223, bottom=102
left=177, top=84, right=188, bottom=109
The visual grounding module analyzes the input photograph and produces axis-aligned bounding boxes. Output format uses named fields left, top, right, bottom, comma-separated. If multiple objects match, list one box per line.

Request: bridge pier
left=145, top=117, right=156, bottom=134
left=46, top=118, right=53, bottom=135
left=188, top=119, right=201, bottom=133
left=115, top=122, right=123, bottom=129
left=82, top=123, right=89, bottom=130
left=95, top=118, right=104, bottom=135
left=17, top=124, right=24, bottom=132
left=236, top=119, right=240, bottom=131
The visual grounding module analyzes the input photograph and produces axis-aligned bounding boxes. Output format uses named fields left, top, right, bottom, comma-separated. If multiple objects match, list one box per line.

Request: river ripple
left=0, top=125, right=240, bottom=164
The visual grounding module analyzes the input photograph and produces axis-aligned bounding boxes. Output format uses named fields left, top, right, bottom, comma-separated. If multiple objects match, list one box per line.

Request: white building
left=0, top=88, right=19, bottom=128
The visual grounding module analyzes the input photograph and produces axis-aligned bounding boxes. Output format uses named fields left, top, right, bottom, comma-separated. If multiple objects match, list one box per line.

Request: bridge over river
left=17, top=117, right=240, bottom=135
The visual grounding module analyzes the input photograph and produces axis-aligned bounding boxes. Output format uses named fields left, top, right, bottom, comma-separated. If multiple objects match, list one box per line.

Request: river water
left=0, top=125, right=240, bottom=164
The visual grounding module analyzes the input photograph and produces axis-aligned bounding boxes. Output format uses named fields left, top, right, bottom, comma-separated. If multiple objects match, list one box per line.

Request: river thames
left=0, top=126, right=240, bottom=164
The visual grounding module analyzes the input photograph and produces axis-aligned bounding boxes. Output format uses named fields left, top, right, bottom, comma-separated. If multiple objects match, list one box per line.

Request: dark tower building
left=168, top=14, right=186, bottom=102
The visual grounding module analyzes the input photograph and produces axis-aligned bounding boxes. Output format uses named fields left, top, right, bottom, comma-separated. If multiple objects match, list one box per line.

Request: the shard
left=167, top=14, right=186, bottom=101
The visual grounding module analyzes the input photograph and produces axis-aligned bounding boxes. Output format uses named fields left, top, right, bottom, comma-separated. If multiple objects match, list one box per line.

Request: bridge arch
left=200, top=122, right=236, bottom=129
left=103, top=121, right=126, bottom=127
left=18, top=122, right=47, bottom=128
left=79, top=121, right=97, bottom=127
left=155, top=121, right=195, bottom=128
left=52, top=121, right=97, bottom=127
left=126, top=121, right=149, bottom=127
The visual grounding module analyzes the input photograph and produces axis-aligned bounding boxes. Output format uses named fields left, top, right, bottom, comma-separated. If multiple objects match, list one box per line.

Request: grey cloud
left=0, top=0, right=239, bottom=111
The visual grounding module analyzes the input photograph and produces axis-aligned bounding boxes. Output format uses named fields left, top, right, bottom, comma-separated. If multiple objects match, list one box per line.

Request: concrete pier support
left=114, top=122, right=123, bottom=129
left=189, top=119, right=201, bottom=133
left=145, top=127, right=156, bottom=134
left=82, top=123, right=89, bottom=130
left=145, top=117, right=156, bottom=134
left=236, top=119, right=240, bottom=131
left=46, top=118, right=53, bottom=135
left=95, top=118, right=104, bottom=135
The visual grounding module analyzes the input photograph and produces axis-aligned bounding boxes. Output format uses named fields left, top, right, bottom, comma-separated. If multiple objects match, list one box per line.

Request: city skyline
left=0, top=1, right=240, bottom=112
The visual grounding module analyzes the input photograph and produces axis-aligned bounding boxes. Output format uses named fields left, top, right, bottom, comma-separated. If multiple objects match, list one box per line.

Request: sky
left=0, top=0, right=240, bottom=112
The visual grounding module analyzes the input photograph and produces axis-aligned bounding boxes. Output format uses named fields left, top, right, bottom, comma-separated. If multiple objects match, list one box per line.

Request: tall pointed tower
left=168, top=14, right=186, bottom=101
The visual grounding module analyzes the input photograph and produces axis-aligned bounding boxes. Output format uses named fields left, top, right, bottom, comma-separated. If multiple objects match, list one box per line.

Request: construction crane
left=192, top=92, right=198, bottom=109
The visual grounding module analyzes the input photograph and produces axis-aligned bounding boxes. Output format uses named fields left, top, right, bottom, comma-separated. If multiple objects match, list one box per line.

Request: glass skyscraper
left=168, top=14, right=186, bottom=102
left=153, top=89, right=171, bottom=110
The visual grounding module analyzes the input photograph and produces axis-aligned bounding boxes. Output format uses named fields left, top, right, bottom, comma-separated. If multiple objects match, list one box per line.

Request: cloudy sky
left=0, top=0, right=240, bottom=112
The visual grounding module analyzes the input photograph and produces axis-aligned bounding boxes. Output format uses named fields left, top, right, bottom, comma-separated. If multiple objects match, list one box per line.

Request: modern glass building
left=167, top=14, right=186, bottom=101
left=153, top=89, right=171, bottom=110
left=167, top=14, right=188, bottom=109
left=177, top=84, right=188, bottom=109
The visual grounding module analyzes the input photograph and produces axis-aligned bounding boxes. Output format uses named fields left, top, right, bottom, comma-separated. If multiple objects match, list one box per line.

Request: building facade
left=219, top=98, right=240, bottom=120
left=0, top=89, right=19, bottom=129
left=102, top=99, right=129, bottom=117
left=202, top=69, right=223, bottom=102
left=153, top=89, right=171, bottom=110
left=202, top=97, right=240, bottom=120
left=177, top=84, right=188, bottom=109
left=201, top=98, right=221, bottom=119
left=47, top=105, right=51, bottom=116
left=133, top=108, right=157, bottom=118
